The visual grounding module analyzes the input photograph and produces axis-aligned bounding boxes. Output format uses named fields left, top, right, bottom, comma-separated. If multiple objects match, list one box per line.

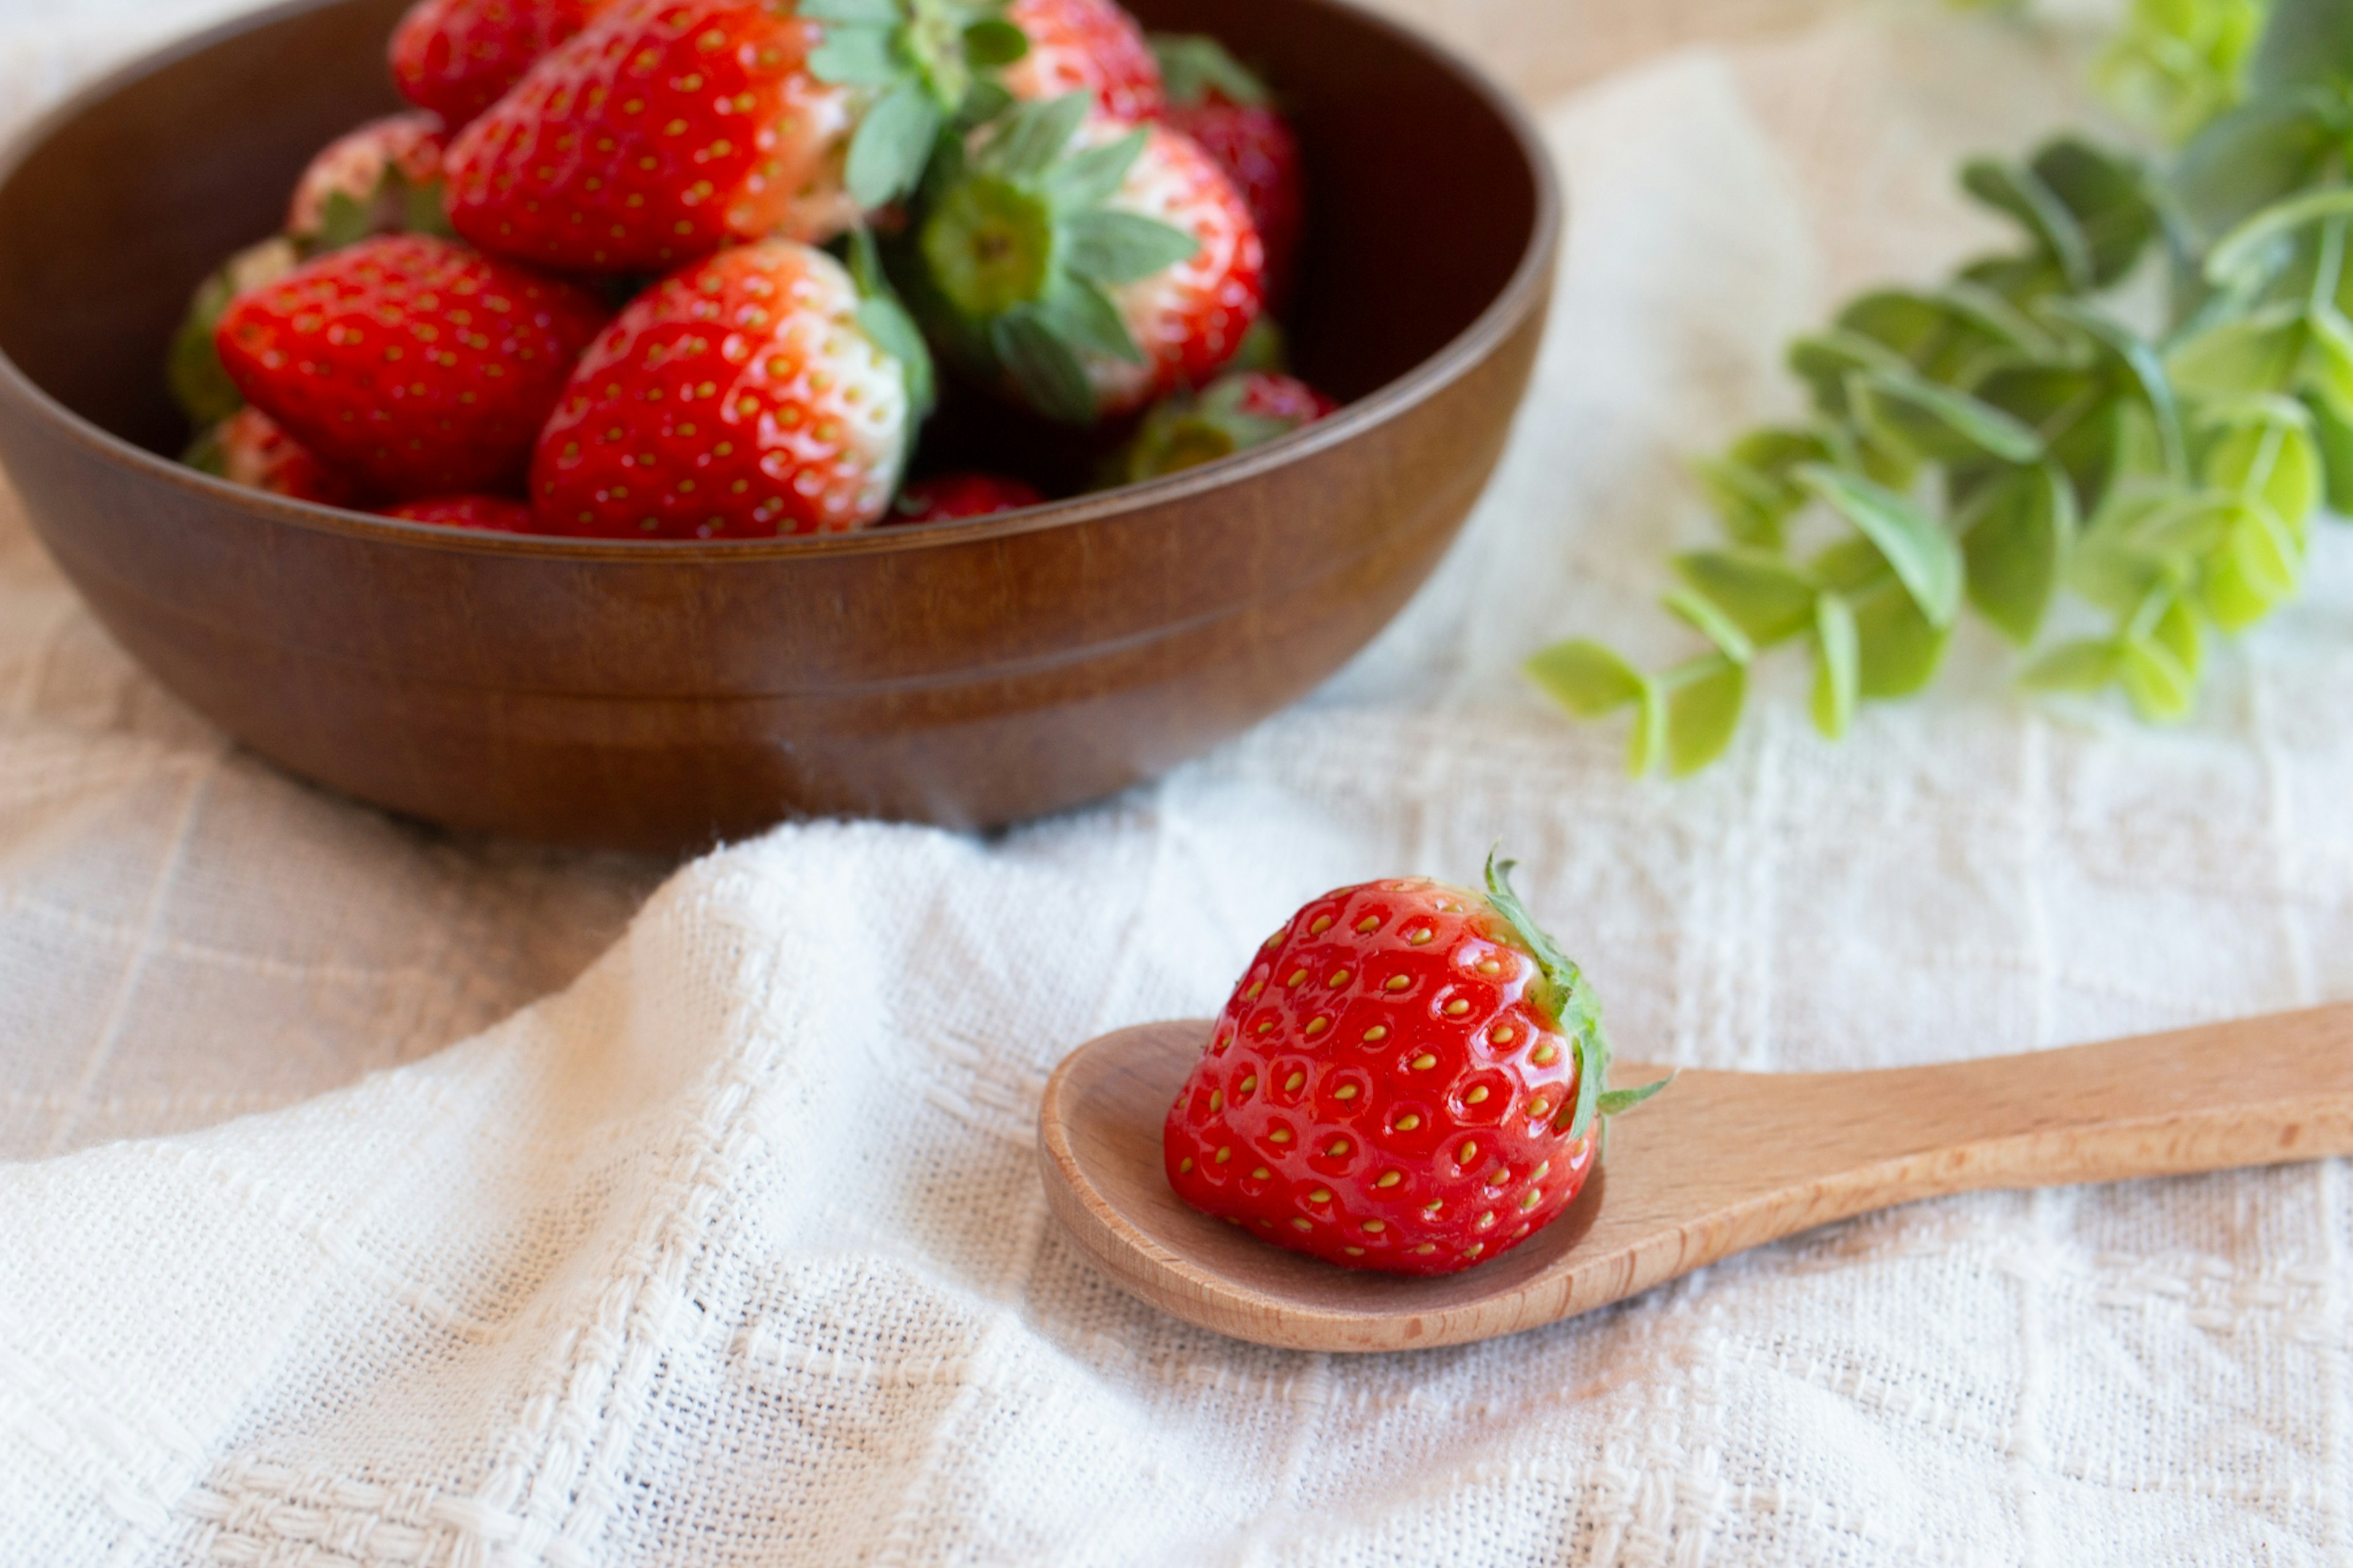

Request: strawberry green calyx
left=1480, top=849, right=1670, bottom=1145
left=914, top=92, right=1200, bottom=423
left=806, top=0, right=1030, bottom=208
left=1150, top=32, right=1270, bottom=108
left=844, top=227, right=938, bottom=418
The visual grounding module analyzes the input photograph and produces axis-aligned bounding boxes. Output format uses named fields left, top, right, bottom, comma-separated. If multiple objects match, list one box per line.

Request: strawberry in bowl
left=1164, top=855, right=1667, bottom=1274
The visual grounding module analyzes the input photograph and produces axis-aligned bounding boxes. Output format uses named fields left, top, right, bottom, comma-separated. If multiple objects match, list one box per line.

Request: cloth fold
left=4, top=2, right=2352, bottom=1563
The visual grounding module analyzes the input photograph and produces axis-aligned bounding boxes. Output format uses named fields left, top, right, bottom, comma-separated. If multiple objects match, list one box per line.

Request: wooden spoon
left=1036, top=1006, right=2353, bottom=1352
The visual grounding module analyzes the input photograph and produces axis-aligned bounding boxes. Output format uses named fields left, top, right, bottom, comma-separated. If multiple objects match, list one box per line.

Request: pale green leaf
left=1962, top=463, right=2075, bottom=643
left=1063, top=210, right=1198, bottom=284
left=809, top=24, right=903, bottom=87
left=1663, top=588, right=1755, bottom=665
left=1525, top=639, right=1646, bottom=717
left=1853, top=579, right=1950, bottom=697
left=1795, top=464, right=1965, bottom=629
left=2021, top=638, right=2124, bottom=694
left=1672, top=550, right=1818, bottom=643
left=1665, top=659, right=1746, bottom=776
left=844, top=83, right=942, bottom=206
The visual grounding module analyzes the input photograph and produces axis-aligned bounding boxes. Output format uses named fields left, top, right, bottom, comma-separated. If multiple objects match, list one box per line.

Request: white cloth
left=5, top=1, right=2353, bottom=1563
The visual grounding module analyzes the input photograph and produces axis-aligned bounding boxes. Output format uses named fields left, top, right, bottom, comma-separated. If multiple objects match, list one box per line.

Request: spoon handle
left=1624, top=1002, right=2353, bottom=1252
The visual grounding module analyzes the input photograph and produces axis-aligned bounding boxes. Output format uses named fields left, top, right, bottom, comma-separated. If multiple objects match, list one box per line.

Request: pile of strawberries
left=169, top=0, right=1340, bottom=537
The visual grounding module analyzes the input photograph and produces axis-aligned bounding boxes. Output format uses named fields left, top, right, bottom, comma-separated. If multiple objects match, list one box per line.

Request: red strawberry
left=1152, top=35, right=1302, bottom=303
left=441, top=0, right=862, bottom=273
left=906, top=96, right=1262, bottom=423
left=390, top=0, right=609, bottom=128
left=188, top=406, right=368, bottom=507
left=287, top=112, right=452, bottom=248
left=889, top=471, right=1045, bottom=522
left=214, top=234, right=608, bottom=498
left=1002, top=0, right=1162, bottom=123
left=1164, top=854, right=1667, bottom=1275
left=1113, top=368, right=1335, bottom=482
left=382, top=494, right=539, bottom=530
left=532, top=238, right=921, bottom=538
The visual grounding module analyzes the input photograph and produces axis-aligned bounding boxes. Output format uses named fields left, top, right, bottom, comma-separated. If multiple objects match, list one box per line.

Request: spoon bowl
left=1038, top=1008, right=2353, bottom=1351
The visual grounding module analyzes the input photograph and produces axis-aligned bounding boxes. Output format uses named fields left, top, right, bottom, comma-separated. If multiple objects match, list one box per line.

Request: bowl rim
left=0, top=0, right=1561, bottom=564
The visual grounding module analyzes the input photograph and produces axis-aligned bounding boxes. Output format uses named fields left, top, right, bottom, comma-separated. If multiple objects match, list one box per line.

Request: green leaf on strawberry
left=808, top=0, right=1031, bottom=209
left=845, top=227, right=938, bottom=419
left=909, top=93, right=1201, bottom=424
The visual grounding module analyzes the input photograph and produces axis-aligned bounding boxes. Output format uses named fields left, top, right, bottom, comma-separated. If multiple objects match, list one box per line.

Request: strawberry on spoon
left=1163, top=853, right=1668, bottom=1275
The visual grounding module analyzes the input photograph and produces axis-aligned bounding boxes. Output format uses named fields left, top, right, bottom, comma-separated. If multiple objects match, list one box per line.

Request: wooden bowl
left=0, top=0, right=1558, bottom=853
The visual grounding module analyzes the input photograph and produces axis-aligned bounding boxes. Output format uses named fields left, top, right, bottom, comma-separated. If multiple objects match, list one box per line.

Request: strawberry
left=1001, top=0, right=1161, bottom=123
left=441, top=0, right=1026, bottom=273
left=391, top=0, right=609, bottom=128
left=1112, top=368, right=1335, bottom=482
left=382, top=494, right=539, bottom=530
left=1164, top=854, right=1667, bottom=1275
left=1151, top=34, right=1302, bottom=304
left=169, top=237, right=301, bottom=430
left=903, top=94, right=1263, bottom=423
left=184, top=406, right=368, bottom=507
left=889, top=471, right=1044, bottom=521
left=214, top=234, right=608, bottom=498
left=287, top=112, right=452, bottom=249
left=531, top=237, right=925, bottom=537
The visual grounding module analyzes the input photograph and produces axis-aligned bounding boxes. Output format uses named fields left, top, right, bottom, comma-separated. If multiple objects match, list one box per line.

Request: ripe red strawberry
left=1002, top=0, right=1162, bottom=123
left=188, top=406, right=368, bottom=507
left=1164, top=854, right=1667, bottom=1275
left=889, top=471, right=1044, bottom=521
left=1113, top=368, right=1335, bottom=482
left=382, top=494, right=539, bottom=530
left=214, top=234, right=608, bottom=498
left=286, top=112, right=452, bottom=248
left=443, top=0, right=855, bottom=271
left=906, top=96, right=1263, bottom=423
left=532, top=238, right=922, bottom=537
left=391, top=0, right=609, bottom=128
left=1152, top=35, right=1302, bottom=303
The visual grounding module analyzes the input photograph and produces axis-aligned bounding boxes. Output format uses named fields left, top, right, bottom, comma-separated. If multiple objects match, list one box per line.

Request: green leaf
left=1627, top=684, right=1667, bottom=777
left=1852, top=578, right=1950, bottom=697
left=2169, top=306, right=2306, bottom=397
left=1596, top=1077, right=1675, bottom=1116
left=2226, top=497, right=2302, bottom=599
left=401, top=177, right=455, bottom=240
left=1855, top=368, right=2044, bottom=463
left=846, top=82, right=942, bottom=207
left=1672, top=549, right=1818, bottom=643
left=1063, top=209, right=1199, bottom=284
left=1809, top=591, right=1858, bottom=740
left=1032, top=274, right=1139, bottom=363
left=1480, top=851, right=1628, bottom=1145
left=1691, top=427, right=1826, bottom=548
left=1962, top=463, right=2075, bottom=643
left=313, top=189, right=375, bottom=253
left=2120, top=621, right=2198, bottom=721
left=2037, top=296, right=2186, bottom=477
left=2029, top=136, right=2158, bottom=286
left=1808, top=535, right=1886, bottom=594
left=1787, top=329, right=1911, bottom=418
left=1665, top=657, right=1746, bottom=776
left=1524, top=639, right=1645, bottom=716
left=1963, top=156, right=2094, bottom=290
left=2021, top=638, right=2124, bottom=693
left=1795, top=464, right=1964, bottom=629
left=2203, top=413, right=2321, bottom=525
left=1151, top=32, right=1271, bottom=107
left=181, top=420, right=228, bottom=475
left=1663, top=588, right=1754, bottom=665
left=963, top=17, right=1028, bottom=66
left=858, top=294, right=935, bottom=415
left=2170, top=89, right=2345, bottom=243
left=167, top=270, right=245, bottom=429
left=983, top=91, right=1089, bottom=178
left=2300, top=389, right=2353, bottom=511
left=2249, top=0, right=2353, bottom=93
left=1041, top=126, right=1146, bottom=208
left=809, top=23, right=904, bottom=87
left=798, top=0, right=898, bottom=21
left=992, top=309, right=1097, bottom=424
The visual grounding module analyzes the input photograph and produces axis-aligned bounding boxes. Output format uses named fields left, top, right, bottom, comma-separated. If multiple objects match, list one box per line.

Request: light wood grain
left=1037, top=1008, right=2353, bottom=1352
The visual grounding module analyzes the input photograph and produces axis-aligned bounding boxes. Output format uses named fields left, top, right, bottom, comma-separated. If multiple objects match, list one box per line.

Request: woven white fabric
left=5, top=0, right=2352, bottom=1562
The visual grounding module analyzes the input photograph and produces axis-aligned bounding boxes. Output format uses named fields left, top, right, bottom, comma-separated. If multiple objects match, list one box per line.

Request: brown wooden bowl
left=0, top=0, right=1558, bottom=853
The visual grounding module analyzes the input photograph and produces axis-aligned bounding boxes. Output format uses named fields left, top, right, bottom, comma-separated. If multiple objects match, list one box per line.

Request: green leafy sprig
left=1530, top=0, right=2353, bottom=776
